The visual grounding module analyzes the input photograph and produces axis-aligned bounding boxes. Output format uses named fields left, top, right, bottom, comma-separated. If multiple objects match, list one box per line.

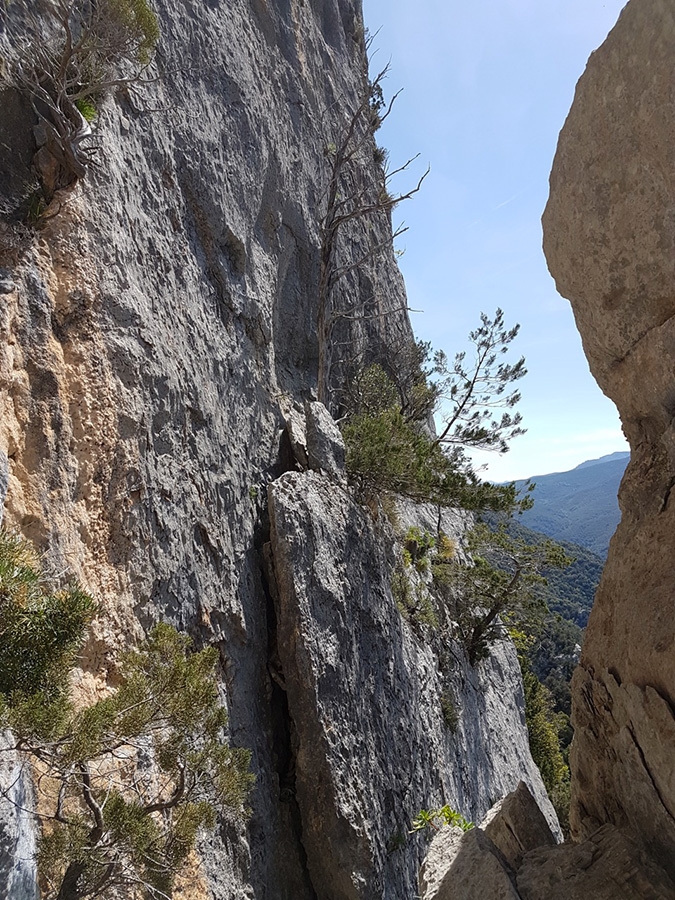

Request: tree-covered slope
left=513, top=452, right=629, bottom=556
left=483, top=514, right=604, bottom=720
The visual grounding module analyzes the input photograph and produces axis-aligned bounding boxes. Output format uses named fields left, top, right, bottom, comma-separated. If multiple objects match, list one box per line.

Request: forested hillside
left=513, top=452, right=628, bottom=556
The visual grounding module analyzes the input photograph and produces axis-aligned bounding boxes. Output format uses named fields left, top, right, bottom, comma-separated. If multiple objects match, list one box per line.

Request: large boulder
left=304, top=400, right=346, bottom=479
left=481, top=781, right=556, bottom=871
left=543, top=0, right=675, bottom=876
left=267, top=470, right=556, bottom=899
left=517, top=824, right=675, bottom=900
left=419, top=827, right=520, bottom=900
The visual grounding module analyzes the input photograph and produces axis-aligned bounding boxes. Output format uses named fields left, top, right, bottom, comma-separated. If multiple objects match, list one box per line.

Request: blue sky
left=361, top=0, right=629, bottom=480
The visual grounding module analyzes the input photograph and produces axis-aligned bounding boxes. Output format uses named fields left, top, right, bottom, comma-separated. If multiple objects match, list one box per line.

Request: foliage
left=411, top=805, right=473, bottom=834
left=403, top=526, right=435, bottom=574
left=353, top=338, right=438, bottom=425
left=521, top=660, right=568, bottom=792
left=431, top=308, right=526, bottom=454
left=436, top=532, right=457, bottom=561
left=511, top=452, right=628, bottom=558
left=391, top=561, right=437, bottom=633
left=0, top=530, right=95, bottom=706
left=3, top=0, right=159, bottom=197
left=74, top=97, right=98, bottom=122
left=341, top=309, right=532, bottom=517
left=439, top=690, right=459, bottom=733
left=432, top=523, right=570, bottom=665
left=490, top=518, right=602, bottom=628
left=482, top=517, right=601, bottom=745
left=519, top=652, right=571, bottom=835
left=529, top=615, right=580, bottom=716
left=342, top=390, right=530, bottom=514
left=385, top=828, right=407, bottom=854
left=2, top=619, right=253, bottom=900
left=549, top=776, right=571, bottom=840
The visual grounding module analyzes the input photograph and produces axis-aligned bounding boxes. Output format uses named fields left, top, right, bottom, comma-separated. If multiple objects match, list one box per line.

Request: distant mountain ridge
left=513, top=451, right=629, bottom=557
left=573, top=451, right=630, bottom=470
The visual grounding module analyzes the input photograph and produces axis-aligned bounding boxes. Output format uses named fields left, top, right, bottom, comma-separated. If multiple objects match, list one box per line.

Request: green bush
left=108, top=0, right=160, bottom=64
left=521, top=663, right=568, bottom=792
left=403, top=526, right=435, bottom=574
left=0, top=530, right=95, bottom=704
left=0, top=530, right=253, bottom=900
left=343, top=402, right=525, bottom=513
left=411, top=805, right=473, bottom=833
left=4, top=0, right=160, bottom=200
left=391, top=561, right=438, bottom=632
left=440, top=690, right=459, bottom=733
left=432, top=524, right=570, bottom=665
left=519, top=654, right=571, bottom=835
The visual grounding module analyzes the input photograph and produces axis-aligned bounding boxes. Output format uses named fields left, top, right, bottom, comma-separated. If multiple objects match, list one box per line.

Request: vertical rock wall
left=0, top=0, right=553, bottom=896
left=543, top=0, right=675, bottom=878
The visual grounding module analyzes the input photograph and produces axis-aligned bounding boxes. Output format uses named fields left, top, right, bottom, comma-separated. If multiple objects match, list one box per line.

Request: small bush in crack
left=411, top=805, right=473, bottom=834
left=386, top=828, right=407, bottom=854
left=391, top=561, right=437, bottom=633
left=440, top=690, right=459, bottom=733
left=403, top=526, right=435, bottom=574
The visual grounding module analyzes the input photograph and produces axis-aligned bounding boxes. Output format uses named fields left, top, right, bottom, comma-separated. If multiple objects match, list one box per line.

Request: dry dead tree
left=317, top=62, right=429, bottom=405
left=1, top=0, right=158, bottom=198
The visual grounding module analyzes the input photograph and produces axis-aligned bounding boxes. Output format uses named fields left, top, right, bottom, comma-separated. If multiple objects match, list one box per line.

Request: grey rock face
left=305, top=400, right=346, bottom=478
left=283, top=404, right=309, bottom=470
left=0, top=735, right=38, bottom=900
left=268, top=470, right=556, bottom=899
left=0, top=0, right=556, bottom=895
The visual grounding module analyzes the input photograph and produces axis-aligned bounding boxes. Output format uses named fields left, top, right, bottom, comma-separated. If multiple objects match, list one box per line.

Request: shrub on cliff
left=0, top=529, right=95, bottom=706
left=2, top=0, right=159, bottom=199
left=431, top=523, right=570, bottom=665
left=0, top=532, right=253, bottom=900
left=341, top=310, right=531, bottom=515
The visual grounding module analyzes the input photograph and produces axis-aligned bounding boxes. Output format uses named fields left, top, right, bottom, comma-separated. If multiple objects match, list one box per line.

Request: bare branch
left=78, top=762, right=105, bottom=841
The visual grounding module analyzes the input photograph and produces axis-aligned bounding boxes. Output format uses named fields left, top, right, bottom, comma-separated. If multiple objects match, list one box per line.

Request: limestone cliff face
left=268, top=471, right=555, bottom=899
left=0, top=1, right=553, bottom=897
left=543, top=0, right=675, bottom=880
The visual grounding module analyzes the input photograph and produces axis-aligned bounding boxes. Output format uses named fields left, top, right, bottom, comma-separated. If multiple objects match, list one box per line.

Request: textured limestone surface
left=268, top=469, right=556, bottom=899
left=0, top=735, right=37, bottom=900
left=542, top=0, right=675, bottom=878
left=0, top=0, right=555, bottom=896
left=304, top=399, right=346, bottom=478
